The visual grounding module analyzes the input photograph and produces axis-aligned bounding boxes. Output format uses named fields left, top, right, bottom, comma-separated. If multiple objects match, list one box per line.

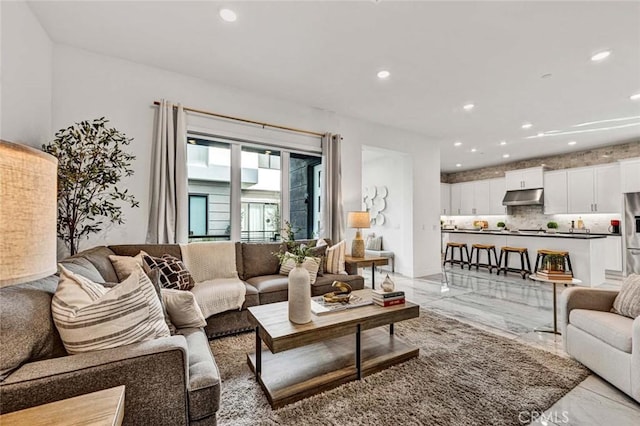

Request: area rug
left=210, top=309, right=589, bottom=425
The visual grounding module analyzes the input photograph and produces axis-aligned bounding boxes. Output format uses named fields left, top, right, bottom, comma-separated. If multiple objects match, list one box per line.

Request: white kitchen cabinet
left=450, top=183, right=462, bottom=215
left=505, top=167, right=544, bottom=190
left=440, top=183, right=451, bottom=215
left=567, top=164, right=621, bottom=213
left=489, top=178, right=506, bottom=215
left=604, top=235, right=622, bottom=271
left=620, top=158, right=640, bottom=193
left=474, top=180, right=491, bottom=215
left=544, top=170, right=568, bottom=214
left=460, top=182, right=475, bottom=215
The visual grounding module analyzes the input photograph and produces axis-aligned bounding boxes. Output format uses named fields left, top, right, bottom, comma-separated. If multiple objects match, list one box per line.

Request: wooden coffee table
left=247, top=289, right=419, bottom=408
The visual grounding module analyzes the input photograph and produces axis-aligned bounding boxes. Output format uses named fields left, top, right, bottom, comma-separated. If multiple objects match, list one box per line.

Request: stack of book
left=372, top=289, right=405, bottom=307
left=536, top=270, right=573, bottom=281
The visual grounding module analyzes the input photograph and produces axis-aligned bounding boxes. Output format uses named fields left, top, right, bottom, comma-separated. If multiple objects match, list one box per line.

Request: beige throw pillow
left=326, top=240, right=346, bottom=274
left=279, top=254, right=321, bottom=284
left=52, top=265, right=170, bottom=354
left=612, top=274, right=640, bottom=319
left=161, top=289, right=207, bottom=328
left=108, top=251, right=147, bottom=281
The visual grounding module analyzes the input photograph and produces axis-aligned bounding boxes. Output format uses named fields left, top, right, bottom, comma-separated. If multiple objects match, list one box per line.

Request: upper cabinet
left=447, top=178, right=503, bottom=215
left=544, top=170, right=568, bottom=214
left=440, top=183, right=451, bottom=216
left=567, top=164, right=620, bottom=213
left=505, top=167, right=544, bottom=190
left=620, top=158, right=640, bottom=193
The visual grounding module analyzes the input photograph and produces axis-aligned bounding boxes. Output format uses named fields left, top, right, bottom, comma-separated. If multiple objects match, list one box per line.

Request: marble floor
left=363, top=266, right=640, bottom=426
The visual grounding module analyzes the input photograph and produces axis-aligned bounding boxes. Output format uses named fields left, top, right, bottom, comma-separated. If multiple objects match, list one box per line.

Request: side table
left=344, top=255, right=389, bottom=289
left=0, top=385, right=125, bottom=426
left=529, top=274, right=582, bottom=335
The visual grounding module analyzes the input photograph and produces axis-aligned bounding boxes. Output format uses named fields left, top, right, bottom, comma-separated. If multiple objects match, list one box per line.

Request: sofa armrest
left=560, top=287, right=619, bottom=341
left=1, top=336, right=189, bottom=425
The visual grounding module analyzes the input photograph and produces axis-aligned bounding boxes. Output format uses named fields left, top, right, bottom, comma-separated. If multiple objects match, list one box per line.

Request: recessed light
left=471, top=148, right=477, bottom=152
left=463, top=103, right=475, bottom=111
left=591, top=50, right=611, bottom=62
left=537, top=132, right=545, bottom=137
left=602, top=154, right=610, bottom=158
left=377, top=70, right=390, bottom=80
left=521, top=122, right=533, bottom=129
left=500, top=141, right=507, bottom=146
left=219, top=8, right=237, bottom=22
left=568, top=141, right=577, bottom=145
left=456, top=163, right=462, bottom=168
left=631, top=93, right=640, bottom=101
left=454, top=141, right=462, bottom=147
left=503, top=154, right=510, bottom=158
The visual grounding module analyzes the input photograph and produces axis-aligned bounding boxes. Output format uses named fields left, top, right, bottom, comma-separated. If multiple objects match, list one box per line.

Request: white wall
left=0, top=0, right=52, bottom=146
left=49, top=45, right=442, bottom=275
left=362, top=147, right=413, bottom=275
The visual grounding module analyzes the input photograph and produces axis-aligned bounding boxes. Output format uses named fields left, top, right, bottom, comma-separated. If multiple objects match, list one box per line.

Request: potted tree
left=546, top=221, right=559, bottom=234
left=42, top=118, right=139, bottom=255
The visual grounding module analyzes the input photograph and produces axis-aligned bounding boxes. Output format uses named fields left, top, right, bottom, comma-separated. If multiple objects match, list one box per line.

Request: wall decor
left=363, top=185, right=388, bottom=226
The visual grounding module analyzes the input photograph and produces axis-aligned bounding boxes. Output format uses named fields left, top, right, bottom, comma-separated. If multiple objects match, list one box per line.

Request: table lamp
left=347, top=211, right=370, bottom=258
left=0, top=140, right=58, bottom=286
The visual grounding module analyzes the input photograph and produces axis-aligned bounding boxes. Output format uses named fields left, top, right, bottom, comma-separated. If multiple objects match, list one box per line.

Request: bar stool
left=497, top=246, right=532, bottom=279
left=443, top=242, right=470, bottom=269
left=534, top=250, right=573, bottom=276
left=469, top=244, right=499, bottom=273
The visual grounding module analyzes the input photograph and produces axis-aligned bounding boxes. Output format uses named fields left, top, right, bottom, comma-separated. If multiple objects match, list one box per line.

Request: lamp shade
left=0, top=140, right=58, bottom=286
left=347, top=211, right=370, bottom=229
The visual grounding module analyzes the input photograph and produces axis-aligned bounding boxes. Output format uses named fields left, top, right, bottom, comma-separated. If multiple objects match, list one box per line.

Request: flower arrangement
left=274, top=221, right=312, bottom=266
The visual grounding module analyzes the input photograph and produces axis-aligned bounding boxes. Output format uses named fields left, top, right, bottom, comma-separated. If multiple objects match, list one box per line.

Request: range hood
left=502, top=188, right=544, bottom=206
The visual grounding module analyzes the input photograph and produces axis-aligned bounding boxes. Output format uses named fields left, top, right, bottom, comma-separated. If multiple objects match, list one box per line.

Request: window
left=187, top=136, right=321, bottom=242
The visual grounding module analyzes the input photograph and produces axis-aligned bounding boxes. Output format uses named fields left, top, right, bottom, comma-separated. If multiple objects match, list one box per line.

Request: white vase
left=288, top=265, right=311, bottom=324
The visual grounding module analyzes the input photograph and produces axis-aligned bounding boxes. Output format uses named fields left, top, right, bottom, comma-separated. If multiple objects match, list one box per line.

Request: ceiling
left=27, top=1, right=640, bottom=172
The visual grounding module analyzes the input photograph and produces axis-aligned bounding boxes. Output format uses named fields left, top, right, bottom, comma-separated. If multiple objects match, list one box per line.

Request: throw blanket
left=180, top=242, right=246, bottom=317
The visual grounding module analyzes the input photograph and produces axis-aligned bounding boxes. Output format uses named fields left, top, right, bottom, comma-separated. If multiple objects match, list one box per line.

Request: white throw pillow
left=161, top=289, right=207, bottom=328
left=366, top=236, right=383, bottom=251
left=326, top=240, right=346, bottom=274
left=52, top=265, right=170, bottom=354
left=316, top=239, right=328, bottom=248
left=279, top=254, right=321, bottom=284
left=108, top=251, right=147, bottom=281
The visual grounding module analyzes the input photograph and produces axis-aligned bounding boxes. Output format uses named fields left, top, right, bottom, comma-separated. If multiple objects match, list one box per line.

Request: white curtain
left=319, top=133, right=344, bottom=243
left=146, top=99, right=189, bottom=244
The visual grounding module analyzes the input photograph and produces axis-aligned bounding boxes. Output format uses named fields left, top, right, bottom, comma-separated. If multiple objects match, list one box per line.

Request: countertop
left=441, top=229, right=610, bottom=239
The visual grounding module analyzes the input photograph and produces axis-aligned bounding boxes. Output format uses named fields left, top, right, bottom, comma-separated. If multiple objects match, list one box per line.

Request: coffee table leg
left=552, top=283, right=558, bottom=335
left=371, top=263, right=376, bottom=290
left=255, top=326, right=261, bottom=380
left=390, top=323, right=394, bottom=335
left=356, top=324, right=362, bottom=380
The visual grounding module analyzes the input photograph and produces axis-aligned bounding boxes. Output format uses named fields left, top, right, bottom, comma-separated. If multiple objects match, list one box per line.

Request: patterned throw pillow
left=52, top=265, right=170, bottom=354
left=142, top=254, right=194, bottom=291
left=612, top=274, right=640, bottom=319
left=326, top=240, right=346, bottom=274
left=279, top=254, right=321, bottom=284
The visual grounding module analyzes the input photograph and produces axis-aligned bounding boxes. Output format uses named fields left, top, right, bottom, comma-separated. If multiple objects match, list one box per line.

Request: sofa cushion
left=243, top=283, right=260, bottom=308
left=161, top=289, right=207, bottom=329
left=67, top=246, right=119, bottom=283
left=569, top=309, right=633, bottom=353
left=279, top=255, right=321, bottom=284
left=109, top=244, right=182, bottom=259
left=246, top=275, right=289, bottom=305
left=52, top=266, right=170, bottom=354
left=177, top=328, right=221, bottom=419
left=0, top=276, right=67, bottom=381
left=312, top=274, right=366, bottom=297
left=241, top=243, right=284, bottom=280
left=612, top=273, right=640, bottom=319
left=58, top=257, right=106, bottom=284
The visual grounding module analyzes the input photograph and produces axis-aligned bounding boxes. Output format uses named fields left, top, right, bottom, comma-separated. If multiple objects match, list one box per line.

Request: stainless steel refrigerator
left=624, top=192, right=640, bottom=274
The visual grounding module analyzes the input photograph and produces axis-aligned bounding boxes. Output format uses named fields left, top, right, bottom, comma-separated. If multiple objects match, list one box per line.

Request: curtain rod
left=152, top=101, right=325, bottom=138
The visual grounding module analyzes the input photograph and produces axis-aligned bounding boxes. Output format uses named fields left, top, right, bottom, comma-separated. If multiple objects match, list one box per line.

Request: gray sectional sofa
left=0, top=240, right=364, bottom=425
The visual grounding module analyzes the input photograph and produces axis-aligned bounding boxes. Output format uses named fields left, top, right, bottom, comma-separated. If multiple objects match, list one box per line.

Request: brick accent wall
left=441, top=140, right=640, bottom=184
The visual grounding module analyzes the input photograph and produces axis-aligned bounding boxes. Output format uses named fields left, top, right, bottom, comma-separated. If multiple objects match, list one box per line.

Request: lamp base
left=351, top=238, right=365, bottom=258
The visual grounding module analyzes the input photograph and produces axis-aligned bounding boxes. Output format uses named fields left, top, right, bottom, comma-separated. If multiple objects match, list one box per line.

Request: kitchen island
left=442, top=229, right=607, bottom=286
